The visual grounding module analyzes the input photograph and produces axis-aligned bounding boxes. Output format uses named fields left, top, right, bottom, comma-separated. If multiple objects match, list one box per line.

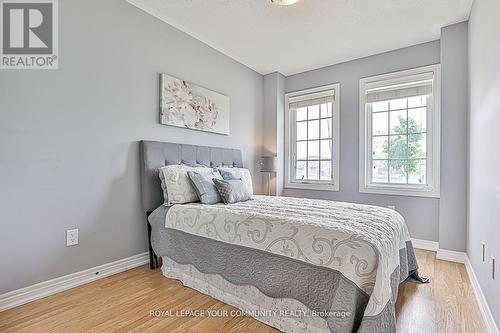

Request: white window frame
left=285, top=83, right=340, bottom=191
left=359, top=65, right=441, bottom=198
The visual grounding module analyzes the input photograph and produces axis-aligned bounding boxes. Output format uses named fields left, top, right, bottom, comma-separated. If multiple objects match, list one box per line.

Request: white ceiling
left=127, top=0, right=473, bottom=76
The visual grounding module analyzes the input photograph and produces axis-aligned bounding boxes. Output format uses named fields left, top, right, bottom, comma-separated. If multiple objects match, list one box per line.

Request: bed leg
left=147, top=214, right=157, bottom=269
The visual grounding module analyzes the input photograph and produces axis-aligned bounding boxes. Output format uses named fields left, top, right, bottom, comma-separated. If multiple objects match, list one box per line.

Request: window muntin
left=294, top=102, right=333, bottom=182
left=359, top=65, right=440, bottom=197
left=285, top=84, right=340, bottom=191
left=369, top=95, right=428, bottom=185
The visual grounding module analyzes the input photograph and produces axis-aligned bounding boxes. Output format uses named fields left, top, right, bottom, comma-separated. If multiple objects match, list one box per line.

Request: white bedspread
left=165, top=195, right=412, bottom=316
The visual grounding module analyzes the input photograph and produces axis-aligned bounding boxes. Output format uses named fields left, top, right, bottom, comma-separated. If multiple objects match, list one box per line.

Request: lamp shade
left=260, top=156, right=278, bottom=173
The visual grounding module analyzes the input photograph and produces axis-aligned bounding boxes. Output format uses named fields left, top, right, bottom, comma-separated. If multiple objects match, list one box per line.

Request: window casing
left=285, top=84, right=340, bottom=191
left=359, top=65, right=441, bottom=197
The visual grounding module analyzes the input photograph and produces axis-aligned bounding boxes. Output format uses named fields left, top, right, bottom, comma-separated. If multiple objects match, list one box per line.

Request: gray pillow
left=187, top=170, right=223, bottom=204
left=213, top=178, right=252, bottom=204
left=218, top=168, right=254, bottom=195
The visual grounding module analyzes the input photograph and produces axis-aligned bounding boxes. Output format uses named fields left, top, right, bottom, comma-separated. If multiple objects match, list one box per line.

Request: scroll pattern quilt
left=165, top=195, right=420, bottom=318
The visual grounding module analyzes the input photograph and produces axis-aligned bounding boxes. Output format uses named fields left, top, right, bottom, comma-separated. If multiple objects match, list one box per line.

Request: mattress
left=150, top=195, right=426, bottom=332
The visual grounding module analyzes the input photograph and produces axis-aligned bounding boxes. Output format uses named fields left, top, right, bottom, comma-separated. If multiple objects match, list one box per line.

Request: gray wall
left=439, top=22, right=468, bottom=252
left=262, top=72, right=285, bottom=195
left=283, top=41, right=441, bottom=242
left=0, top=0, right=263, bottom=293
left=468, top=0, right=500, bottom=326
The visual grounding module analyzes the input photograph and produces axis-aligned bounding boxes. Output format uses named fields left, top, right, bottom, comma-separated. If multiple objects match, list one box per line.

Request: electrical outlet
left=482, top=243, right=486, bottom=262
left=388, top=205, right=396, bottom=210
left=66, top=229, right=79, bottom=246
left=492, top=256, right=496, bottom=280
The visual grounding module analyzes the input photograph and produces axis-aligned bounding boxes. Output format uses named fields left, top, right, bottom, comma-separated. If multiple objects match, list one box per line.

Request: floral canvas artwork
left=160, top=74, right=230, bottom=135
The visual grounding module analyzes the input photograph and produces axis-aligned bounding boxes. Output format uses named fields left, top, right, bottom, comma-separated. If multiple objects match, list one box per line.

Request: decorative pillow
left=218, top=167, right=254, bottom=195
left=187, top=171, right=223, bottom=204
left=158, top=165, right=214, bottom=205
left=213, top=179, right=252, bottom=204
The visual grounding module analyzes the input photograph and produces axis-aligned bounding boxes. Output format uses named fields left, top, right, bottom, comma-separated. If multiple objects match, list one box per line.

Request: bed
left=140, top=140, right=426, bottom=333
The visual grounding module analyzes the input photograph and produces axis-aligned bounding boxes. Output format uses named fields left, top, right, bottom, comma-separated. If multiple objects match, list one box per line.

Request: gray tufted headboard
left=139, top=140, right=243, bottom=212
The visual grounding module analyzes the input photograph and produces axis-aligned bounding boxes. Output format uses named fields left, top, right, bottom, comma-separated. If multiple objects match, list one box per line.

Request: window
left=285, top=84, right=340, bottom=191
left=359, top=65, right=440, bottom=197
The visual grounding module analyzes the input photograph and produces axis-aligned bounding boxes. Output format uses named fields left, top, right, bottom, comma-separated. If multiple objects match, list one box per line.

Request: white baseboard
left=0, top=252, right=149, bottom=312
left=465, top=256, right=500, bottom=333
left=436, top=248, right=467, bottom=263
left=411, top=237, right=469, bottom=265
left=411, top=238, right=439, bottom=251
left=410, top=237, right=470, bottom=264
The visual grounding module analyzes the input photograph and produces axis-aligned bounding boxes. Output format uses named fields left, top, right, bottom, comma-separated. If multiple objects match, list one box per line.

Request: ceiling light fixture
left=270, top=0, right=301, bottom=6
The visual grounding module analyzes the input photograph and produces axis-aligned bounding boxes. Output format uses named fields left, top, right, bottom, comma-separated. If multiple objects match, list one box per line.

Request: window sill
left=285, top=182, right=339, bottom=192
left=359, top=185, right=440, bottom=198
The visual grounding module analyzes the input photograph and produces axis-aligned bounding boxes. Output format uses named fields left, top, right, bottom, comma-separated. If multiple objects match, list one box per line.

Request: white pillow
left=218, top=167, right=254, bottom=195
left=158, top=165, right=215, bottom=205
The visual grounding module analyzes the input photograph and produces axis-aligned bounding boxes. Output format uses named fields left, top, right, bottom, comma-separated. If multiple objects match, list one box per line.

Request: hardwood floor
left=0, top=249, right=486, bottom=333
left=395, top=250, right=486, bottom=333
